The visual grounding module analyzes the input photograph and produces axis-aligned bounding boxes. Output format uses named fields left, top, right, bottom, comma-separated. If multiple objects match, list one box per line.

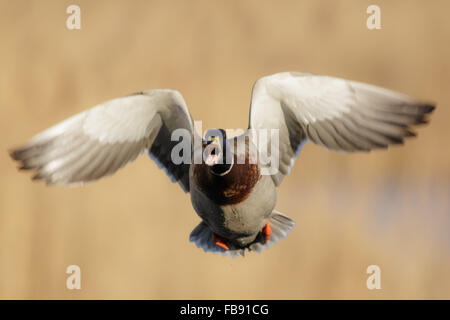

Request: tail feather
left=248, top=210, right=295, bottom=253
left=189, top=221, right=246, bottom=257
left=189, top=210, right=295, bottom=257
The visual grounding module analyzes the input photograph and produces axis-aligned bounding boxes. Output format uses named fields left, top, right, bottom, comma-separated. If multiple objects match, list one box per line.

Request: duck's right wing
left=10, top=89, right=194, bottom=192
left=248, top=72, right=435, bottom=186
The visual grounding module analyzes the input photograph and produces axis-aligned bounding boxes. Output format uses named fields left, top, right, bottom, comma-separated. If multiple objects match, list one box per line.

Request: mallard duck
left=10, top=72, right=435, bottom=256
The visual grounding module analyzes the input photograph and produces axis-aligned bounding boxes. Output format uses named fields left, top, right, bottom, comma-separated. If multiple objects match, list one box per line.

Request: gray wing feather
left=10, top=89, right=193, bottom=192
left=249, top=72, right=435, bottom=186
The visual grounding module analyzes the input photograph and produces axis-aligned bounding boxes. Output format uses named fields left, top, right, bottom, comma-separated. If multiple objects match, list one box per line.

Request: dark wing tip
left=9, top=146, right=31, bottom=170
left=408, top=102, right=436, bottom=125
left=9, top=140, right=53, bottom=171
left=9, top=146, right=31, bottom=169
left=9, top=144, right=47, bottom=183
left=404, top=129, right=417, bottom=137
left=390, top=136, right=405, bottom=145
left=9, top=147, right=24, bottom=161
left=32, top=172, right=44, bottom=181
left=420, top=103, right=436, bottom=114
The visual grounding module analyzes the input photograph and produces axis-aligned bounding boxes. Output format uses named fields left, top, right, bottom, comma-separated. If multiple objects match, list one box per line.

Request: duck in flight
left=10, top=72, right=435, bottom=256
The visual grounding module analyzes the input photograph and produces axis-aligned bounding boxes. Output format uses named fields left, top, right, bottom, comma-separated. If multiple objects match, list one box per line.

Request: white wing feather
left=249, top=72, right=435, bottom=185
left=11, top=89, right=193, bottom=190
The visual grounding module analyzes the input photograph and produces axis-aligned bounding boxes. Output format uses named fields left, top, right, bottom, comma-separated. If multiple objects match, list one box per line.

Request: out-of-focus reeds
left=0, top=0, right=449, bottom=299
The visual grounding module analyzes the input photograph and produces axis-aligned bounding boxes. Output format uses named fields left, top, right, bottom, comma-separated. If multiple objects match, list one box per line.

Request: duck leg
left=262, top=222, right=271, bottom=243
left=212, top=232, right=229, bottom=250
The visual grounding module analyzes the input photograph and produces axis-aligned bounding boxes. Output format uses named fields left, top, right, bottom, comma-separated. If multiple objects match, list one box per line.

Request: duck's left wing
left=248, top=72, right=435, bottom=186
left=10, top=89, right=193, bottom=192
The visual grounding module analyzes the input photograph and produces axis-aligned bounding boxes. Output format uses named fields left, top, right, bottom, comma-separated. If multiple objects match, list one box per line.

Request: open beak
left=205, top=136, right=223, bottom=166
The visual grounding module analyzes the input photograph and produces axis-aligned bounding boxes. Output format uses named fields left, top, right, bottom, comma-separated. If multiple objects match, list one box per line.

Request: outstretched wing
left=249, top=72, right=435, bottom=186
left=10, top=89, right=193, bottom=192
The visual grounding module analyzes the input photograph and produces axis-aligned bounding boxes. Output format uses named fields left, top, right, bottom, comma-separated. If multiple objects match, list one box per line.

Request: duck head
left=203, top=129, right=233, bottom=176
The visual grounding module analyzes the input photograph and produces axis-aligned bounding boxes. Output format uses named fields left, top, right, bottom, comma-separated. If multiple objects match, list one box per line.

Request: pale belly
left=190, top=174, right=277, bottom=239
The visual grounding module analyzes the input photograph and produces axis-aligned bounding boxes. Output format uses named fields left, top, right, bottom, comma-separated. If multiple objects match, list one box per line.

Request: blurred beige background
left=1, top=0, right=449, bottom=299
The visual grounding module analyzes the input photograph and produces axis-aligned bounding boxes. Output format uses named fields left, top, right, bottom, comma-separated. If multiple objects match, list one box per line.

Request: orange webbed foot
left=213, top=233, right=229, bottom=250
left=262, top=222, right=271, bottom=243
